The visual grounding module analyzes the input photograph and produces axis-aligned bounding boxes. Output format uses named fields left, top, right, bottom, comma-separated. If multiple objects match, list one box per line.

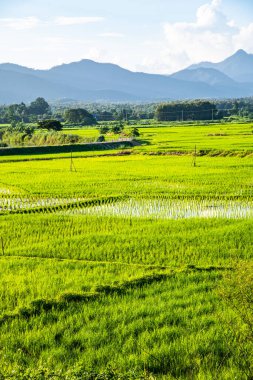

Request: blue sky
left=0, top=0, right=253, bottom=73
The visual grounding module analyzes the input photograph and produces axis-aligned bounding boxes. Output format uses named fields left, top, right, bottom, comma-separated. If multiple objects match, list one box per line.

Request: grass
left=0, top=155, right=252, bottom=198
left=64, top=122, right=253, bottom=154
left=0, top=257, right=159, bottom=315
left=0, top=121, right=252, bottom=378
left=0, top=270, right=247, bottom=379
left=1, top=121, right=252, bottom=163
left=1, top=213, right=252, bottom=266
left=130, top=122, right=253, bottom=153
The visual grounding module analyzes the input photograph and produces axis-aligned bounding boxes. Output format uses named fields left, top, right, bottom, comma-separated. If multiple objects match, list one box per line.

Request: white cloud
left=196, top=0, right=225, bottom=28
left=0, top=15, right=104, bottom=30
left=98, top=32, right=124, bottom=38
left=234, top=23, right=253, bottom=52
left=140, top=0, right=253, bottom=74
left=0, top=17, right=40, bottom=30
left=162, top=0, right=237, bottom=71
left=55, top=16, right=104, bottom=26
left=86, top=47, right=107, bottom=61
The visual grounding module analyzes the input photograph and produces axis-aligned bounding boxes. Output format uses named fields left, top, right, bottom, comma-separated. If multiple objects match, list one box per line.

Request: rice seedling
left=64, top=198, right=253, bottom=219
left=0, top=122, right=252, bottom=378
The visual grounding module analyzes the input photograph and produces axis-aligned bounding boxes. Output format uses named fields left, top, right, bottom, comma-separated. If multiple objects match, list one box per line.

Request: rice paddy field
left=65, top=122, right=253, bottom=154
left=0, top=121, right=252, bottom=379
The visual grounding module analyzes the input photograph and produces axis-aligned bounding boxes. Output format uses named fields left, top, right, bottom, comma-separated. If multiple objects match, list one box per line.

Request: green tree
left=64, top=108, right=97, bottom=126
left=130, top=127, right=140, bottom=137
left=29, top=97, right=51, bottom=116
left=111, top=123, right=124, bottom=134
left=99, top=125, right=110, bottom=134
left=95, top=111, right=114, bottom=121
left=155, top=101, right=217, bottom=121
left=97, top=135, right=105, bottom=142
left=37, top=120, right=63, bottom=131
left=8, top=122, right=35, bottom=136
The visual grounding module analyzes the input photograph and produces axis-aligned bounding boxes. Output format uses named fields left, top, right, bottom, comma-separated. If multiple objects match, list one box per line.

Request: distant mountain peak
left=1, top=49, right=253, bottom=104
left=233, top=49, right=248, bottom=57
left=188, top=49, right=253, bottom=83
left=225, top=49, right=251, bottom=63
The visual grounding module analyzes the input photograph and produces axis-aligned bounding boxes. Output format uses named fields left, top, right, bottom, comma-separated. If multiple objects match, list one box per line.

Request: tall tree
left=64, top=108, right=97, bottom=125
left=29, top=97, right=51, bottom=116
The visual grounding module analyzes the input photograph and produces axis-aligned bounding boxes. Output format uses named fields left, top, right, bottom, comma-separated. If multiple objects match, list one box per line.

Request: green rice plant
left=0, top=155, right=252, bottom=201
left=0, top=270, right=247, bottom=379
left=218, top=262, right=253, bottom=378
left=0, top=122, right=252, bottom=378
left=0, top=257, right=161, bottom=315
left=64, top=198, right=253, bottom=219
left=1, top=213, right=252, bottom=266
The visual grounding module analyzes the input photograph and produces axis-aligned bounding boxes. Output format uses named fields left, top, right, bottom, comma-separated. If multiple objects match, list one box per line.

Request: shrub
left=130, top=127, right=140, bottom=137
left=37, top=119, right=63, bottom=131
left=111, top=123, right=124, bottom=134
left=99, top=126, right=110, bottom=134
left=97, top=135, right=105, bottom=142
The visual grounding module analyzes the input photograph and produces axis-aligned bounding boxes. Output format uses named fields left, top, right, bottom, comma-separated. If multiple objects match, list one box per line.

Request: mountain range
left=1, top=49, right=253, bottom=104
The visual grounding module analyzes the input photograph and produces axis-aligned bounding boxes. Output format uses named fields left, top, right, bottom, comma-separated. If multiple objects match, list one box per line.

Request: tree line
left=0, top=97, right=97, bottom=126
left=155, top=99, right=253, bottom=121
left=51, top=98, right=253, bottom=121
left=1, top=97, right=253, bottom=126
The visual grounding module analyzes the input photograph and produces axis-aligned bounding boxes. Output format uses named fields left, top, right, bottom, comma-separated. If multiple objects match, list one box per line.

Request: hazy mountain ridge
left=1, top=49, right=253, bottom=103
left=170, top=67, right=235, bottom=86
left=188, top=49, right=253, bottom=83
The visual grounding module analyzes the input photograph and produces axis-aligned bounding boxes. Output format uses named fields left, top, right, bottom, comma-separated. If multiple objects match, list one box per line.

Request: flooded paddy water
left=63, top=198, right=253, bottom=219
